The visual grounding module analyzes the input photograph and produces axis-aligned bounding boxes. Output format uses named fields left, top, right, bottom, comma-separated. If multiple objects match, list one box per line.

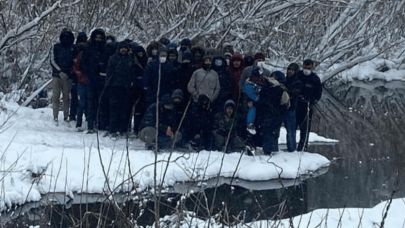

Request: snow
left=0, top=99, right=332, bottom=212
left=167, top=198, right=405, bottom=228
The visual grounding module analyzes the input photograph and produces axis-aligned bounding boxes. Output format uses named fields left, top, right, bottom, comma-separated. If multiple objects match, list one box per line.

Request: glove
left=59, top=72, right=69, bottom=81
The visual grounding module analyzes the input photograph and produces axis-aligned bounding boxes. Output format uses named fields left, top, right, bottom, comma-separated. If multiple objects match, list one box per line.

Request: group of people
left=51, top=28, right=322, bottom=155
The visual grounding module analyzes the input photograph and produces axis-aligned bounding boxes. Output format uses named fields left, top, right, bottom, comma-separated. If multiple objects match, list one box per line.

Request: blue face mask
left=214, top=59, right=223, bottom=67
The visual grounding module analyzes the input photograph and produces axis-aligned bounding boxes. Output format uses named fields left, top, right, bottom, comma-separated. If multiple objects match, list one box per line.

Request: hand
left=165, top=126, right=174, bottom=139
left=194, top=134, right=200, bottom=139
left=59, top=72, right=69, bottom=81
left=247, top=101, right=253, bottom=108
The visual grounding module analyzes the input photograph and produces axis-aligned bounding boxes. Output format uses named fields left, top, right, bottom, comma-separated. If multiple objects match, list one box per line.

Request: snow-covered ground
left=3, top=97, right=404, bottom=228
left=0, top=100, right=332, bottom=212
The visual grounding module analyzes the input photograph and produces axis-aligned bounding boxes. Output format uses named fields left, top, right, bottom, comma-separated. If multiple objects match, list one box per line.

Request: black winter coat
left=142, top=60, right=178, bottom=100
left=211, top=56, right=233, bottom=106
left=285, top=74, right=303, bottom=111
left=51, top=43, right=76, bottom=78
left=106, top=53, right=138, bottom=88
left=296, top=71, right=322, bottom=105
left=80, top=29, right=109, bottom=86
left=139, top=103, right=177, bottom=135
left=256, top=81, right=284, bottom=126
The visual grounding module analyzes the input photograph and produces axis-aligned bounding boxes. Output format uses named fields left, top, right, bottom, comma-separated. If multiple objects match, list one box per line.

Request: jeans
left=76, top=84, right=95, bottom=130
left=282, top=110, right=297, bottom=152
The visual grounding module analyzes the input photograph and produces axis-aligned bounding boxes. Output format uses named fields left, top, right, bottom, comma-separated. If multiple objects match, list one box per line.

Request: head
left=182, top=50, right=193, bottom=66
left=254, top=52, right=265, bottom=65
left=168, top=49, right=178, bottom=62
left=302, top=59, right=314, bottom=76
left=117, top=41, right=129, bottom=56
left=159, top=46, right=168, bottom=63
left=59, top=28, right=74, bottom=46
left=244, top=55, right=254, bottom=67
left=159, top=37, right=170, bottom=46
left=202, top=56, right=212, bottom=70
left=171, top=89, right=184, bottom=104
left=167, top=42, right=178, bottom=51
left=230, top=52, right=245, bottom=69
left=76, top=32, right=88, bottom=45
left=224, top=99, right=236, bottom=117
left=90, top=28, right=106, bottom=47
left=222, top=42, right=234, bottom=55
left=161, top=94, right=174, bottom=110
left=224, top=52, right=232, bottom=65
left=106, top=34, right=116, bottom=44
left=270, top=71, right=286, bottom=83
left=287, top=63, right=300, bottom=77
left=180, top=38, right=191, bottom=51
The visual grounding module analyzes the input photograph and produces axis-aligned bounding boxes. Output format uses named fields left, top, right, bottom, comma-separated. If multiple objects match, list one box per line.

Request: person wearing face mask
left=143, top=46, right=178, bottom=108
left=187, top=55, right=221, bottom=105
left=211, top=54, right=234, bottom=114
left=295, top=59, right=322, bottom=151
left=239, top=52, right=271, bottom=92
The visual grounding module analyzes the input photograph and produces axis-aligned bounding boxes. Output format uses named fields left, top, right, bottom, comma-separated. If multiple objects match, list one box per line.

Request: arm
left=211, top=71, right=221, bottom=101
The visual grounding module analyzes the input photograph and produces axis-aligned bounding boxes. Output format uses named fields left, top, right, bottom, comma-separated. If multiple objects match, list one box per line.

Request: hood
left=167, top=42, right=178, bottom=50
left=76, top=32, right=88, bottom=44
left=146, top=41, right=163, bottom=56
left=182, top=50, right=193, bottom=61
left=171, top=89, right=183, bottom=100
left=271, top=71, right=286, bottom=83
left=180, top=38, right=191, bottom=47
left=229, top=52, right=245, bottom=68
left=159, top=37, right=170, bottom=46
left=160, top=94, right=173, bottom=105
left=168, top=48, right=178, bottom=57
left=59, top=28, right=74, bottom=46
left=106, top=34, right=117, bottom=42
left=223, top=99, right=236, bottom=113
left=90, top=28, right=106, bottom=45
left=117, top=41, right=129, bottom=51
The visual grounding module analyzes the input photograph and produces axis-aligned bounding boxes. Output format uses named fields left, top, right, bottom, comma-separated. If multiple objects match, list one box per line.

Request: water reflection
left=308, top=79, right=405, bottom=210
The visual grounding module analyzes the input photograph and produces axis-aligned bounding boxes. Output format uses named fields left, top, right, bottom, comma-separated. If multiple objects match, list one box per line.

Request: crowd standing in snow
left=50, top=28, right=323, bottom=155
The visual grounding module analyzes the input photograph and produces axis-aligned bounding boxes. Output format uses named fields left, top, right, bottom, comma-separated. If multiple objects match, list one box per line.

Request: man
left=227, top=52, right=245, bottom=102
left=51, top=28, right=75, bottom=123
left=105, top=41, right=138, bottom=139
left=281, top=63, right=302, bottom=152
left=80, top=28, right=109, bottom=132
left=177, top=38, right=192, bottom=63
left=138, top=94, right=181, bottom=150
left=187, top=55, right=220, bottom=104
left=296, top=59, right=323, bottom=151
left=212, top=99, right=245, bottom=152
left=239, top=52, right=270, bottom=92
left=211, top=53, right=233, bottom=114
left=143, top=46, right=177, bottom=108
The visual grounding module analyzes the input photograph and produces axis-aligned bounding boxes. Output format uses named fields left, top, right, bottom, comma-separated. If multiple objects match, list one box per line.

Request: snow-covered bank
left=0, top=101, right=332, bottom=212
left=162, top=198, right=405, bottom=228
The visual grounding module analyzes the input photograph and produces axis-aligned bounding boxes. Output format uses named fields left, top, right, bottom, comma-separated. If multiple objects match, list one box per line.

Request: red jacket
left=227, top=52, right=245, bottom=101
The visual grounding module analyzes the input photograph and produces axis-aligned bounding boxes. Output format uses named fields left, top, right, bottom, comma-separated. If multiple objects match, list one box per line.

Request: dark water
left=2, top=80, right=404, bottom=227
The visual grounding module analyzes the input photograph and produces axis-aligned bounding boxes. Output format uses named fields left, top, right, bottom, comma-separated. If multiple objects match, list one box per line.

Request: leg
left=61, top=79, right=72, bottom=120
left=138, top=127, right=157, bottom=146
left=69, top=81, right=78, bottom=121
left=284, top=110, right=297, bottom=152
left=52, top=77, right=62, bottom=119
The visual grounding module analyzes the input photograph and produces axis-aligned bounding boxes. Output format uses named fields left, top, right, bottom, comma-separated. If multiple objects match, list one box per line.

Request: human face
left=233, top=59, right=241, bottom=68
left=287, top=67, right=295, bottom=77
left=168, top=53, right=177, bottom=62
left=119, top=47, right=128, bottom=55
left=204, top=58, right=211, bottom=65
left=95, top=34, right=103, bottom=42
left=137, top=52, right=144, bottom=58
left=226, top=106, right=234, bottom=116
left=303, top=64, right=312, bottom=70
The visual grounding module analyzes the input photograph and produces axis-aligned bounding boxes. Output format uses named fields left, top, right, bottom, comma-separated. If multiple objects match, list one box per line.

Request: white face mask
left=226, top=59, right=230, bottom=65
left=257, top=61, right=265, bottom=68
left=303, top=69, right=311, bottom=76
left=159, top=57, right=167, bottom=63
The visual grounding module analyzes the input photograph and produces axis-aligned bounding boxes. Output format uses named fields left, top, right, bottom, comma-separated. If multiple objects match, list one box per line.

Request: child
left=243, top=66, right=265, bottom=135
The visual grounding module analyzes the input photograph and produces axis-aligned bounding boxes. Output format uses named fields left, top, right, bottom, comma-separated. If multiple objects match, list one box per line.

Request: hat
left=171, top=89, right=183, bottom=100
left=182, top=50, right=193, bottom=61
left=161, top=94, right=173, bottom=105
left=271, top=71, right=286, bottom=83
left=224, top=52, right=232, bottom=58
left=254, top=52, right=265, bottom=60
left=287, top=63, right=299, bottom=71
left=180, top=38, right=191, bottom=46
left=159, top=46, right=168, bottom=54
left=76, top=32, right=88, bottom=43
